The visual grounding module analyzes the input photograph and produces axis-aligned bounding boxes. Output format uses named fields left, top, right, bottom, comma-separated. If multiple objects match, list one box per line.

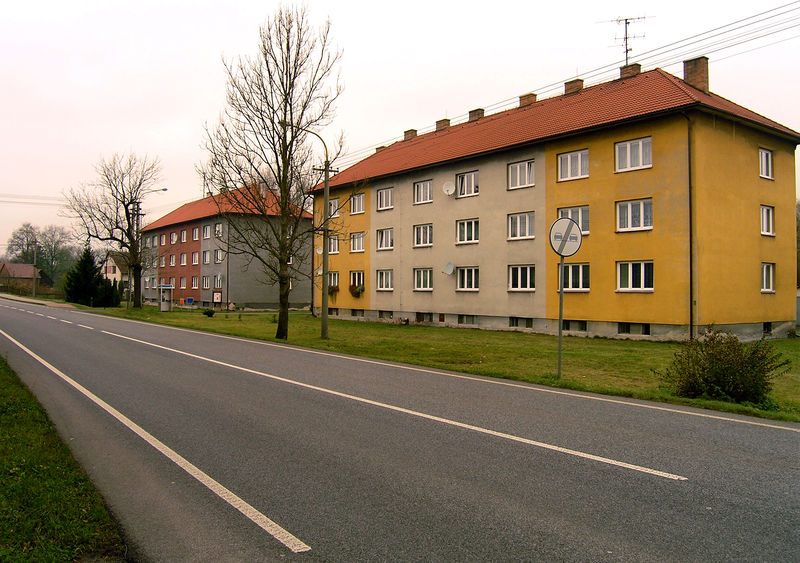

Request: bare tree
left=6, top=223, right=38, bottom=265
left=64, top=153, right=163, bottom=308
left=199, top=6, right=342, bottom=339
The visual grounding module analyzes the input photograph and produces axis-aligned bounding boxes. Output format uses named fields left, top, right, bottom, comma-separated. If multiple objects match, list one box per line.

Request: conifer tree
left=64, top=246, right=103, bottom=306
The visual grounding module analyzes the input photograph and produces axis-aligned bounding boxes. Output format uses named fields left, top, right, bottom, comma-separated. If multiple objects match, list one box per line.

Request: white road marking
left=101, top=317, right=798, bottom=434
left=103, top=329, right=688, bottom=481
left=77, top=324, right=94, bottom=330
left=0, top=329, right=311, bottom=554
left=59, top=319, right=72, bottom=324
left=47, top=315, right=57, bottom=320
left=36, top=313, right=44, bottom=317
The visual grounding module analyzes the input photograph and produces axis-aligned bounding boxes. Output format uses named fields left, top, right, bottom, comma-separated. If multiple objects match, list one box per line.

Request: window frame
left=617, top=260, right=654, bottom=292
left=616, top=198, right=653, bottom=232
left=213, top=273, right=223, bottom=289
left=414, top=179, right=433, bottom=204
left=328, top=234, right=339, bottom=254
left=508, top=264, right=536, bottom=291
left=508, top=159, right=535, bottom=190
left=615, top=137, right=653, bottom=172
left=376, top=187, right=394, bottom=211
left=328, top=271, right=339, bottom=288
left=456, top=218, right=480, bottom=245
left=759, top=148, right=774, bottom=180
left=328, top=197, right=340, bottom=218
left=170, top=232, right=177, bottom=244
left=202, top=225, right=211, bottom=239
left=413, top=268, right=433, bottom=291
left=376, top=269, right=394, bottom=291
left=214, top=223, right=223, bottom=238
left=214, top=249, right=224, bottom=263
left=350, top=193, right=364, bottom=215
left=350, top=270, right=365, bottom=288
left=376, top=228, right=394, bottom=251
left=760, top=205, right=775, bottom=236
left=191, top=276, right=199, bottom=289
left=180, top=253, right=187, bottom=266
left=558, top=206, right=590, bottom=234
left=202, top=276, right=210, bottom=289
left=561, top=263, right=590, bottom=292
left=413, top=223, right=433, bottom=247
left=192, top=252, right=199, bottom=265
left=169, top=254, right=176, bottom=267
left=761, top=262, right=775, bottom=293
left=350, top=232, right=365, bottom=253
left=456, top=266, right=480, bottom=291
left=181, top=230, right=187, bottom=243
left=192, top=227, right=199, bottom=241
left=507, top=211, right=535, bottom=240
left=179, top=276, right=186, bottom=290
left=456, top=171, right=479, bottom=198
left=557, top=149, right=589, bottom=181
left=202, top=250, right=210, bottom=264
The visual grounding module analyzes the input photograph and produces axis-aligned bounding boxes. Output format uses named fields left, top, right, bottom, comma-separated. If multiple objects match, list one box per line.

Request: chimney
left=519, top=93, right=537, bottom=107
left=468, top=108, right=484, bottom=122
left=404, top=129, right=417, bottom=141
left=436, top=118, right=450, bottom=131
left=564, top=78, right=584, bottom=95
left=620, top=63, right=641, bottom=79
left=683, top=56, right=709, bottom=93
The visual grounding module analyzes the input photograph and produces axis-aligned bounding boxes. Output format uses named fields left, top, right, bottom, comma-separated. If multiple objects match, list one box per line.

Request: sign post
left=548, top=217, right=582, bottom=379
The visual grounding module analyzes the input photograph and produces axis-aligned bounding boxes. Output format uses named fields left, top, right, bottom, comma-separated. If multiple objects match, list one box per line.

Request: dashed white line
left=0, top=329, right=311, bottom=553
left=77, top=324, right=94, bottom=330
left=59, top=319, right=72, bottom=324
left=47, top=316, right=57, bottom=320
left=104, top=329, right=687, bottom=481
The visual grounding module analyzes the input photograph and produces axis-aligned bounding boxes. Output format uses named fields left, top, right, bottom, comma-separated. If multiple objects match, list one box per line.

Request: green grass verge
left=95, top=306, right=800, bottom=422
left=0, top=356, right=126, bottom=561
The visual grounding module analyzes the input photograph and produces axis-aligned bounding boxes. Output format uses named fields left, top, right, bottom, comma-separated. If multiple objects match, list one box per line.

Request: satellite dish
left=316, top=247, right=323, bottom=255
left=444, top=262, right=455, bottom=275
left=442, top=181, right=455, bottom=196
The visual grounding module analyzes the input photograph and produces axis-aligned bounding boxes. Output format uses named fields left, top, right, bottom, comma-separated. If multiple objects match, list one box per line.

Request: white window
left=328, top=271, right=339, bottom=288
left=202, top=250, right=210, bottom=264
left=192, top=227, right=199, bottom=241
left=617, top=261, right=654, bottom=291
left=328, top=198, right=340, bottom=218
left=202, top=276, right=210, bottom=289
left=616, top=137, right=652, bottom=172
left=761, top=205, right=775, bottom=236
left=761, top=262, right=775, bottom=293
left=558, top=206, right=589, bottom=234
left=508, top=211, right=535, bottom=240
left=144, top=278, right=149, bottom=289
left=350, top=232, right=365, bottom=253
left=561, top=263, right=590, bottom=291
left=180, top=277, right=186, bottom=289
left=456, top=171, right=479, bottom=197
left=414, top=224, right=433, bottom=247
left=456, top=218, right=479, bottom=244
left=351, top=193, right=364, bottom=214
left=192, top=276, right=199, bottom=289
left=214, top=223, right=223, bottom=238
left=169, top=277, right=175, bottom=288
left=151, top=277, right=156, bottom=288
left=377, top=228, right=394, bottom=251
left=214, top=274, right=223, bottom=289
left=170, top=232, right=177, bottom=244
left=377, top=188, right=394, bottom=210
left=328, top=234, right=339, bottom=254
left=152, top=235, right=158, bottom=247
left=414, top=180, right=433, bottom=204
left=144, top=238, right=150, bottom=249
left=202, top=225, right=211, bottom=239
left=181, top=230, right=187, bottom=243
left=192, top=252, right=199, bottom=265
left=160, top=277, right=166, bottom=286
left=160, top=234, right=166, bottom=246
left=169, top=255, right=176, bottom=266
left=214, top=249, right=224, bottom=263
left=376, top=269, right=393, bottom=291
left=180, top=253, right=187, bottom=266
left=508, top=159, right=535, bottom=189
left=759, top=148, right=773, bottom=179
left=414, top=268, right=433, bottom=291
left=558, top=149, right=589, bottom=181
left=457, top=266, right=479, bottom=291
left=617, top=199, right=653, bottom=231
left=508, top=265, right=535, bottom=291
left=350, top=270, right=364, bottom=288
left=159, top=256, right=165, bottom=267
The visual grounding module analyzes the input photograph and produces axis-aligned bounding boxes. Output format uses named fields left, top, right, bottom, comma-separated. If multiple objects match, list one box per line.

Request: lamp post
left=282, top=122, right=335, bottom=339
left=133, top=187, right=168, bottom=308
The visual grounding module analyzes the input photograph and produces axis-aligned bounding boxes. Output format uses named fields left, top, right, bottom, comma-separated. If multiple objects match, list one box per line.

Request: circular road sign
left=549, top=217, right=582, bottom=257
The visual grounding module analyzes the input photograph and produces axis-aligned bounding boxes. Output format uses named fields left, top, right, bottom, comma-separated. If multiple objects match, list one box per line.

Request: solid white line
left=102, top=329, right=687, bottom=481
left=0, top=329, right=311, bottom=553
left=104, top=317, right=797, bottom=434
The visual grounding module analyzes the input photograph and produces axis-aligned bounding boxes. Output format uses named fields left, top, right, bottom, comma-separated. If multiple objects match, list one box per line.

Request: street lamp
left=133, top=187, right=168, bottom=308
left=281, top=121, right=335, bottom=339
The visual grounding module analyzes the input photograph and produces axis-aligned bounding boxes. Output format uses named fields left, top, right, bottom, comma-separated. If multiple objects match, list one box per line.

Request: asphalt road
left=1, top=296, right=798, bottom=561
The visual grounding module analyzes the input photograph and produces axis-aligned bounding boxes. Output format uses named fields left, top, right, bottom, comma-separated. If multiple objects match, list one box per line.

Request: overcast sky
left=2, top=0, right=798, bottom=254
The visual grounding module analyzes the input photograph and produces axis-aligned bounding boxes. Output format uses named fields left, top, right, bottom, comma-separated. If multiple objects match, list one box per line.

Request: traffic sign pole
left=557, top=254, right=565, bottom=379
left=548, top=217, right=582, bottom=380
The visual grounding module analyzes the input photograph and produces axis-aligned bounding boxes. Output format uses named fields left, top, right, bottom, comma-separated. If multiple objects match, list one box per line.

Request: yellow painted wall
left=692, top=112, right=797, bottom=324
left=545, top=115, right=691, bottom=324
left=313, top=187, right=371, bottom=310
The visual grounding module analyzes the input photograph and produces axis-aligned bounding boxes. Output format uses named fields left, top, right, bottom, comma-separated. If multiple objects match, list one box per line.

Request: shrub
left=202, top=309, right=215, bottom=317
left=660, top=328, right=790, bottom=405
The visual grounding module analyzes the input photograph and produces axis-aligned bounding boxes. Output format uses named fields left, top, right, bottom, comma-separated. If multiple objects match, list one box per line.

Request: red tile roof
left=325, top=68, right=800, bottom=189
left=0, top=262, right=39, bottom=279
left=143, top=187, right=311, bottom=232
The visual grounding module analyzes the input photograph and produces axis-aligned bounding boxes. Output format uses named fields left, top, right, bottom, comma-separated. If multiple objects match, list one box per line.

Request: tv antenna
left=608, top=16, right=649, bottom=65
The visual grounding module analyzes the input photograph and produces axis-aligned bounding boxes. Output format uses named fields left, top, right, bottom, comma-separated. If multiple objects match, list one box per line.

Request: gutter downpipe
left=682, top=112, right=695, bottom=340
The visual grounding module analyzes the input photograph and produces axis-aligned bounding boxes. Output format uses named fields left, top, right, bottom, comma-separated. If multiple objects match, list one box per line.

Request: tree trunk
left=275, top=266, right=290, bottom=339
left=132, top=262, right=142, bottom=308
